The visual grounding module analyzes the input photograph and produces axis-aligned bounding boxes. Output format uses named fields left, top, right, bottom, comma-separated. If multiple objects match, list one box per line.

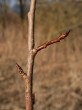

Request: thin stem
left=26, top=0, right=36, bottom=110
left=28, top=0, right=36, bottom=50
left=16, top=63, right=27, bottom=80
left=16, top=1, right=71, bottom=110
left=35, top=30, right=70, bottom=52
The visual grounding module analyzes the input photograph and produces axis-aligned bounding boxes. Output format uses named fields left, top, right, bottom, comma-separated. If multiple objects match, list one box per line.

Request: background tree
left=19, top=0, right=24, bottom=20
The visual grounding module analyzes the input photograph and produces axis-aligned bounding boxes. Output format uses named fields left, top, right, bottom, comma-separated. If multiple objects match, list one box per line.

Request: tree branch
left=28, top=0, right=36, bottom=50
left=35, top=30, right=70, bottom=52
left=16, top=63, right=27, bottom=80
left=16, top=0, right=71, bottom=110
left=25, top=0, right=36, bottom=110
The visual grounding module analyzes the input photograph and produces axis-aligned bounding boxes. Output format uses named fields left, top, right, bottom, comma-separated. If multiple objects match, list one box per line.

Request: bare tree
left=19, top=0, right=24, bottom=20
left=16, top=0, right=70, bottom=110
left=19, top=0, right=29, bottom=20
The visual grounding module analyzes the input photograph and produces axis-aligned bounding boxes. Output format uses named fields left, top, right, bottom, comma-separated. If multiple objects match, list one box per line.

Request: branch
left=35, top=30, right=70, bottom=52
left=16, top=63, right=27, bottom=80
left=28, top=0, right=36, bottom=50
left=25, top=0, right=36, bottom=110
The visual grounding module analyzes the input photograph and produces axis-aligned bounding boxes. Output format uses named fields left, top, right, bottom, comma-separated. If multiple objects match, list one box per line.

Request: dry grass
left=0, top=1, right=82, bottom=110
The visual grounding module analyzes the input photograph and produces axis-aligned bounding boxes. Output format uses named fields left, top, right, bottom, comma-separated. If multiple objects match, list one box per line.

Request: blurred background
left=0, top=0, right=82, bottom=110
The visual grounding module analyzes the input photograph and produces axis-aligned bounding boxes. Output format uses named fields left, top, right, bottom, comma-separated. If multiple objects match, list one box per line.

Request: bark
left=25, top=0, right=36, bottom=110
left=17, top=0, right=37, bottom=110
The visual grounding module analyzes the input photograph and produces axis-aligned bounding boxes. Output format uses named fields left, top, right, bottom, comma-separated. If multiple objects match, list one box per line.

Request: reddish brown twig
left=35, top=30, right=70, bottom=52
left=16, top=0, right=71, bottom=109
left=16, top=63, right=27, bottom=79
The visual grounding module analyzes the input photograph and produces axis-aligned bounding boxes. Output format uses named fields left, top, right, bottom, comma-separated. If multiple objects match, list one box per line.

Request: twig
left=16, top=63, right=27, bottom=80
left=28, top=0, right=36, bottom=50
left=35, top=30, right=70, bottom=52
left=25, top=0, right=36, bottom=110
left=16, top=0, right=71, bottom=110
left=16, top=0, right=36, bottom=110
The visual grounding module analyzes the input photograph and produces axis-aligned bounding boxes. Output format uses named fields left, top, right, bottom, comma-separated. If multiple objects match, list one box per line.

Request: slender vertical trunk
left=16, top=0, right=37, bottom=110
left=25, top=0, right=36, bottom=110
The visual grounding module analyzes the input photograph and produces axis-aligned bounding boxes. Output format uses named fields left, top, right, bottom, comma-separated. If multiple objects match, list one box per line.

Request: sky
left=10, top=0, right=53, bottom=7
left=10, top=0, right=16, bottom=7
